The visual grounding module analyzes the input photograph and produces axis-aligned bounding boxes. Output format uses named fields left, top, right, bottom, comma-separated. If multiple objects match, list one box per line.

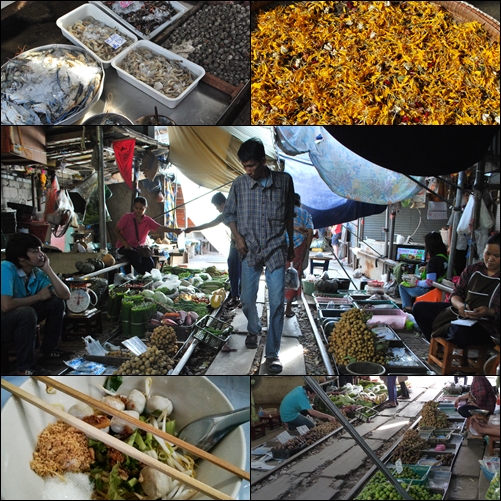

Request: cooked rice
left=30, top=421, right=93, bottom=477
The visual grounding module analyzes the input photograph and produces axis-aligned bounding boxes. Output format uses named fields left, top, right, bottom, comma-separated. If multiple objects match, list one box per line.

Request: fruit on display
left=149, top=325, right=178, bottom=357
left=392, top=429, right=429, bottom=464
left=436, top=453, right=454, bottom=466
left=485, top=471, right=500, bottom=501
left=273, top=421, right=340, bottom=451
left=113, top=346, right=175, bottom=375
left=101, top=253, right=116, bottom=267
left=327, top=308, right=387, bottom=365
left=106, top=351, right=133, bottom=358
left=355, top=472, right=442, bottom=500
left=388, top=466, right=421, bottom=480
left=421, top=401, right=449, bottom=428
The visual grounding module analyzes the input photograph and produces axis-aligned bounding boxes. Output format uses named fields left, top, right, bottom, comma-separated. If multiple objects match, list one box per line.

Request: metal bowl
left=469, top=408, right=490, bottom=416
left=135, top=114, right=177, bottom=125
left=83, top=113, right=134, bottom=125
left=1, top=44, right=104, bottom=125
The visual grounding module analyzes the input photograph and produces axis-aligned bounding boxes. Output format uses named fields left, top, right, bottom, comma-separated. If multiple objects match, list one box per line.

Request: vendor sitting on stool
left=280, top=384, right=337, bottom=430
left=115, top=196, right=181, bottom=275
left=1, top=233, right=72, bottom=375
left=454, top=376, right=497, bottom=428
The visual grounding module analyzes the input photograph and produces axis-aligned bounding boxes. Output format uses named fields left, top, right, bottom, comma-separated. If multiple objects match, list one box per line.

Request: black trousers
left=118, top=248, right=155, bottom=275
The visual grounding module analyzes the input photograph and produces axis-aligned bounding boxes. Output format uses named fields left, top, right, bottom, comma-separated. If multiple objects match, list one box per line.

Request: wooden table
left=309, top=252, right=334, bottom=275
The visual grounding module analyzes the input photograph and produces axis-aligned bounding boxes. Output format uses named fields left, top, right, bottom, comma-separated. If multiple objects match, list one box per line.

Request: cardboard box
left=1, top=126, right=47, bottom=165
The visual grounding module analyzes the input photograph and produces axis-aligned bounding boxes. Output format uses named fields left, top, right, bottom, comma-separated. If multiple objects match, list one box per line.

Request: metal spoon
left=178, top=407, right=250, bottom=457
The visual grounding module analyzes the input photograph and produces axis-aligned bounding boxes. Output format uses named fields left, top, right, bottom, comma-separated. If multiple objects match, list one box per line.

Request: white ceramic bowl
left=0, top=376, right=246, bottom=500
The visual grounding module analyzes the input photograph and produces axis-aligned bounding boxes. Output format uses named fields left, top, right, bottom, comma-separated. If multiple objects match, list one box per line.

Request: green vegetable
left=104, top=376, right=123, bottom=392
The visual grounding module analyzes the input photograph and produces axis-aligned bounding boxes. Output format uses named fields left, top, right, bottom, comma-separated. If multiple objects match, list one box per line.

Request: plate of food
left=1, top=376, right=247, bottom=500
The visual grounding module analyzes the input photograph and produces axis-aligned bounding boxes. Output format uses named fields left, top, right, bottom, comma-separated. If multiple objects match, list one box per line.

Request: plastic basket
left=19, top=222, right=51, bottom=243
left=193, top=315, right=233, bottom=350
left=302, top=279, right=316, bottom=296
left=354, top=300, right=399, bottom=309
left=428, top=429, right=453, bottom=444
left=389, top=465, right=431, bottom=486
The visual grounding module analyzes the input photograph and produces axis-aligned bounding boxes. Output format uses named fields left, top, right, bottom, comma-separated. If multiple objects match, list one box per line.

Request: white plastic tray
left=56, top=3, right=138, bottom=69
left=90, top=1, right=188, bottom=40
left=111, top=40, right=205, bottom=109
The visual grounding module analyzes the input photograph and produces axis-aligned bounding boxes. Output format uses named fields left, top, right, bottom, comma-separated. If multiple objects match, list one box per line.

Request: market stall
left=251, top=376, right=501, bottom=501
left=1, top=1, right=250, bottom=125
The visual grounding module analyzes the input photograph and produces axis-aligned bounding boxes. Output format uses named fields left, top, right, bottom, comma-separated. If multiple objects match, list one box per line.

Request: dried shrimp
left=67, top=16, right=135, bottom=61
left=251, top=1, right=500, bottom=125
left=117, top=47, right=195, bottom=98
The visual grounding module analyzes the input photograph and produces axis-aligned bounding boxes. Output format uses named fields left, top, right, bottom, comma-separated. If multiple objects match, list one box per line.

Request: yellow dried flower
left=251, top=1, right=500, bottom=125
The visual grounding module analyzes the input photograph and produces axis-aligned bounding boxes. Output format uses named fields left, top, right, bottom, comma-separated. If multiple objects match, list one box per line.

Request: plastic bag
left=285, top=263, right=300, bottom=290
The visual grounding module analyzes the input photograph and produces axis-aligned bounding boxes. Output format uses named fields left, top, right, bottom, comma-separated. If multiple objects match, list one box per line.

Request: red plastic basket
left=19, top=222, right=51, bottom=243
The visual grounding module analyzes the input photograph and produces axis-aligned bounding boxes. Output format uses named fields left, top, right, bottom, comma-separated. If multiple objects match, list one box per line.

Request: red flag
left=113, top=138, right=136, bottom=189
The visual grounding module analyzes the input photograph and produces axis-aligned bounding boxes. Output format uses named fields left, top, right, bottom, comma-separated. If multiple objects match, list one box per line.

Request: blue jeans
left=1, top=296, right=65, bottom=372
left=227, top=246, right=241, bottom=299
left=286, top=413, right=315, bottom=430
left=386, top=376, right=398, bottom=403
left=240, top=257, right=285, bottom=360
left=399, top=284, right=429, bottom=308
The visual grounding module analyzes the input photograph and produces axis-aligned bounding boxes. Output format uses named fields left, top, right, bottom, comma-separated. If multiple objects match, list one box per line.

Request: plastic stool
left=428, top=336, right=489, bottom=375
left=415, top=288, right=444, bottom=303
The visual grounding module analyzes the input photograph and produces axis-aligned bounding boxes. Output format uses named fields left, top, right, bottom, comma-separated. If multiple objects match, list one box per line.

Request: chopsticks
left=33, top=376, right=250, bottom=481
left=1, top=379, right=234, bottom=501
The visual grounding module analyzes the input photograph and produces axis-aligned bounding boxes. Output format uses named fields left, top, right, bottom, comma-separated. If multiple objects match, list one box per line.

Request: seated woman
left=115, top=196, right=181, bottom=275
left=454, top=376, right=497, bottom=430
left=470, top=415, right=500, bottom=437
left=399, top=231, right=449, bottom=312
left=413, top=232, right=499, bottom=346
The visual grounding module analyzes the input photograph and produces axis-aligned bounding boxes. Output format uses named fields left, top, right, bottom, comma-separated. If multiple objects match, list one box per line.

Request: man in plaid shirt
left=224, top=138, right=295, bottom=374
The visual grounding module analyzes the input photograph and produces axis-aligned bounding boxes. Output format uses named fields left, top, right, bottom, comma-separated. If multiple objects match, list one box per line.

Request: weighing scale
left=65, top=277, right=98, bottom=314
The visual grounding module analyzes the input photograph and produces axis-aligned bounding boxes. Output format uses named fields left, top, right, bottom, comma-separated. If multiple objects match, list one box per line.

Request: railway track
left=251, top=377, right=462, bottom=500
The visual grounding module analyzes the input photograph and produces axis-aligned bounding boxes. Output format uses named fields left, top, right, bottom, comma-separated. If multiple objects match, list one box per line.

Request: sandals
left=267, top=357, right=283, bottom=374
left=245, top=334, right=258, bottom=349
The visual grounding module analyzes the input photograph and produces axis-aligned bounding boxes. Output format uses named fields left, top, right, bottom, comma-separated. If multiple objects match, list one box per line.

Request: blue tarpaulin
left=280, top=151, right=387, bottom=228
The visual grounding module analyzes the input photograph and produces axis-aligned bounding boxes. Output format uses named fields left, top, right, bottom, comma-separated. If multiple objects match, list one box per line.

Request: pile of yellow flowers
left=251, top=1, right=500, bottom=124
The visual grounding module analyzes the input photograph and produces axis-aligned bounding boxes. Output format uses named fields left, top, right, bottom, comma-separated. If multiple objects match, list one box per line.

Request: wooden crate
left=1, top=126, right=47, bottom=165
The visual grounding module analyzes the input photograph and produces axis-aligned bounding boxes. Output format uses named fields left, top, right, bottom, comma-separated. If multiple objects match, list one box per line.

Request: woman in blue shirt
left=280, top=385, right=337, bottom=430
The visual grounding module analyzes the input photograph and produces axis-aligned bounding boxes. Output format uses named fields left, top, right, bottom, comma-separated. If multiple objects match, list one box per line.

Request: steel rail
left=301, top=289, right=337, bottom=375
left=304, top=376, right=412, bottom=500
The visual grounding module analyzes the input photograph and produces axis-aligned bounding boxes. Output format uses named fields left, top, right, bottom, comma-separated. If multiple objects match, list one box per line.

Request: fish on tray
left=1, top=45, right=103, bottom=125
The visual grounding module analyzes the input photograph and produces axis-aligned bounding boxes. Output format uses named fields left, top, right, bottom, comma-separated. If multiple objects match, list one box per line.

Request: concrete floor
left=251, top=376, right=499, bottom=500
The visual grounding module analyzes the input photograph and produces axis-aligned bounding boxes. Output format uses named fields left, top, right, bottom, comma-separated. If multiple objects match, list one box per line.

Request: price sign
left=395, top=458, right=403, bottom=474
left=296, top=425, right=311, bottom=435
left=105, top=33, right=127, bottom=50
left=276, top=431, right=293, bottom=444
